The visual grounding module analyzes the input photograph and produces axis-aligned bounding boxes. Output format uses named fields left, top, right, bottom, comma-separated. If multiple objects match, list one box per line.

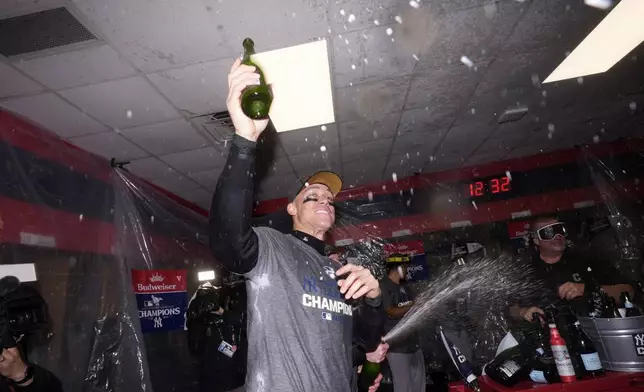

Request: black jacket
left=0, top=365, right=62, bottom=392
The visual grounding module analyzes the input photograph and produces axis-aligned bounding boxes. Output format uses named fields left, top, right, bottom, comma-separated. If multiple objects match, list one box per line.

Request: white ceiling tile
left=186, top=168, right=223, bottom=190
left=14, top=44, right=137, bottom=90
left=69, top=131, right=149, bottom=161
left=333, top=25, right=418, bottom=87
left=338, top=112, right=399, bottom=145
left=0, top=93, right=108, bottom=137
left=335, top=76, right=409, bottom=122
left=125, top=157, right=176, bottom=179
left=119, top=119, right=209, bottom=155
left=0, top=62, right=44, bottom=98
left=289, top=151, right=342, bottom=179
left=159, top=147, right=227, bottom=173
left=341, top=138, right=392, bottom=163
left=149, top=172, right=201, bottom=194
left=147, top=59, right=230, bottom=116
left=278, top=124, right=339, bottom=155
left=59, top=76, right=181, bottom=128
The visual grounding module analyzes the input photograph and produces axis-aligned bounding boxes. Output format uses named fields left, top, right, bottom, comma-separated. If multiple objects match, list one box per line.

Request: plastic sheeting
left=1, top=105, right=644, bottom=390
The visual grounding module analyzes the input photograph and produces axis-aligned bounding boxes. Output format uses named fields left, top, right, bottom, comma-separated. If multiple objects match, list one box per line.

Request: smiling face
left=287, top=183, right=336, bottom=235
left=533, top=217, right=567, bottom=254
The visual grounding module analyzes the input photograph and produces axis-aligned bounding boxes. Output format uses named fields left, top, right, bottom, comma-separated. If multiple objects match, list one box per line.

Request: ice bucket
left=578, top=315, right=644, bottom=372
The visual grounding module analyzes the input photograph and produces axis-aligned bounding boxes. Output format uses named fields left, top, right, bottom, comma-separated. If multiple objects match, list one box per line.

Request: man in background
left=381, top=254, right=425, bottom=392
left=509, top=216, right=634, bottom=322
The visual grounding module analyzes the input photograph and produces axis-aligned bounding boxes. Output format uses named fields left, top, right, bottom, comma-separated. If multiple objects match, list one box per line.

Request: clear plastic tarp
left=1, top=108, right=644, bottom=390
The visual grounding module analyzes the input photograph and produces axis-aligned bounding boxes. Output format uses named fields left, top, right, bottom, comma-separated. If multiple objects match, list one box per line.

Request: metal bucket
left=578, top=315, right=644, bottom=372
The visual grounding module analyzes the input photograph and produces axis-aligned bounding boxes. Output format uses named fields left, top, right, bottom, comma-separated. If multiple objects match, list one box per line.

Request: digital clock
left=468, top=176, right=511, bottom=197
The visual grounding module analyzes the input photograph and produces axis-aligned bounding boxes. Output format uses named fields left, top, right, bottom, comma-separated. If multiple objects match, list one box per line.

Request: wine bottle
left=549, top=323, right=576, bottom=383
left=485, top=346, right=531, bottom=387
left=529, top=322, right=560, bottom=384
left=240, top=38, right=272, bottom=120
left=607, top=297, right=623, bottom=318
left=571, top=321, right=603, bottom=377
left=357, top=361, right=380, bottom=392
left=621, top=291, right=641, bottom=317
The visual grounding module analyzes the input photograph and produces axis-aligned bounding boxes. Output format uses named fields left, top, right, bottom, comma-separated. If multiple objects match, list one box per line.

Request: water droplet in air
left=351, top=64, right=356, bottom=70
left=395, top=15, right=403, bottom=24
left=470, top=108, right=476, bottom=115
left=347, top=14, right=356, bottom=23
left=409, top=0, right=420, bottom=9
left=364, top=58, right=369, bottom=64
left=151, top=216, right=155, bottom=223
left=126, top=110, right=133, bottom=119
left=505, top=171, right=512, bottom=181
left=547, top=133, right=553, bottom=140
left=629, top=101, right=637, bottom=111
left=593, top=135, right=600, bottom=143
left=340, top=9, right=345, bottom=16
left=392, top=173, right=398, bottom=182
left=541, top=90, right=547, bottom=97
left=531, top=74, right=541, bottom=86
left=386, top=27, right=393, bottom=36
left=344, top=38, right=349, bottom=45
left=584, top=0, right=613, bottom=10
left=79, top=214, right=84, bottom=221
left=413, top=54, right=419, bottom=61
left=472, top=201, right=478, bottom=210
left=305, top=137, right=309, bottom=142
left=374, top=20, right=380, bottom=26
left=600, top=128, right=606, bottom=134
left=320, top=145, right=327, bottom=152
left=460, top=56, right=474, bottom=69
left=577, top=77, right=584, bottom=84
left=368, top=191, right=374, bottom=202
left=321, top=125, right=327, bottom=131
left=381, top=185, right=387, bottom=191
left=547, top=123, right=555, bottom=132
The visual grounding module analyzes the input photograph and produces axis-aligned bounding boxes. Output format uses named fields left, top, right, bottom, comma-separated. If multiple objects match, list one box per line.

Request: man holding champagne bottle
left=209, top=57, right=385, bottom=392
left=509, top=217, right=634, bottom=322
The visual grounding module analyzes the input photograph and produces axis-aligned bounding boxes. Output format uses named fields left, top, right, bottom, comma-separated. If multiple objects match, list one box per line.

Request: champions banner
left=132, top=269, right=187, bottom=333
left=384, top=240, right=429, bottom=282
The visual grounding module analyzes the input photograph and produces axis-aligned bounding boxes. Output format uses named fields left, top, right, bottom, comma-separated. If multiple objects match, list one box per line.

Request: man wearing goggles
left=510, top=217, right=634, bottom=322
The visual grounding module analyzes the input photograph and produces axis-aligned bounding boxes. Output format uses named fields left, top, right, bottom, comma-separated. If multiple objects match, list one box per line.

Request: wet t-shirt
left=244, top=227, right=354, bottom=392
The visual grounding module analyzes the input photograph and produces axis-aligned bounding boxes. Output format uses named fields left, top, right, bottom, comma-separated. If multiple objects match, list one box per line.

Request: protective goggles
left=535, top=222, right=568, bottom=241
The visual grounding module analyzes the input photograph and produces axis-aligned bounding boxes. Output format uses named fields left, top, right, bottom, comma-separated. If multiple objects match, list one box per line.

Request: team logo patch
left=323, top=266, right=336, bottom=280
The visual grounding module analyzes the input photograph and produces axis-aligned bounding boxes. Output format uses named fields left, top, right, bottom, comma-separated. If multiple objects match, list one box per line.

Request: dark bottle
left=621, top=291, right=641, bottom=317
left=571, top=320, right=604, bottom=376
left=529, top=320, right=560, bottom=384
left=357, top=361, right=380, bottom=392
left=485, top=346, right=531, bottom=387
left=606, top=296, right=623, bottom=318
left=240, top=38, right=272, bottom=120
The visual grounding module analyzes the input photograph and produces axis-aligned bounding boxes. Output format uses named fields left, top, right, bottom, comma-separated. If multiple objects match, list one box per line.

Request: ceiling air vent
left=497, top=106, right=528, bottom=124
left=0, top=7, right=96, bottom=57
left=191, top=111, right=235, bottom=145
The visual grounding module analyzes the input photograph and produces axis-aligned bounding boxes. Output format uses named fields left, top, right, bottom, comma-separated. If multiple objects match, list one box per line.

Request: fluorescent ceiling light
left=0, top=263, right=37, bottom=282
left=544, top=0, right=644, bottom=83
left=252, top=39, right=335, bottom=133
left=197, top=270, right=215, bottom=282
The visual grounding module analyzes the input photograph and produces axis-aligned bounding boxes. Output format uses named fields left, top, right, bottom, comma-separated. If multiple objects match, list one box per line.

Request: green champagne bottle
left=357, top=360, right=380, bottom=392
left=240, top=38, right=272, bottom=120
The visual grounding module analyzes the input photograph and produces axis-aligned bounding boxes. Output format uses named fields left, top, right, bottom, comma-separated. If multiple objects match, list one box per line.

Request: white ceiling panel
left=59, top=76, right=180, bottom=128
left=119, top=119, right=209, bottom=155
left=333, top=25, right=418, bottom=87
left=159, top=147, right=227, bottom=173
left=338, top=112, right=399, bottom=145
left=125, top=157, right=176, bottom=180
left=14, top=44, right=137, bottom=90
left=187, top=168, right=223, bottom=190
left=335, top=76, right=409, bottom=122
left=0, top=62, right=44, bottom=98
left=149, top=172, right=202, bottom=194
left=341, top=138, right=392, bottom=163
left=147, top=59, right=230, bottom=116
left=69, top=131, right=149, bottom=160
left=71, top=0, right=235, bottom=72
left=0, top=92, right=108, bottom=137
left=278, top=124, right=339, bottom=155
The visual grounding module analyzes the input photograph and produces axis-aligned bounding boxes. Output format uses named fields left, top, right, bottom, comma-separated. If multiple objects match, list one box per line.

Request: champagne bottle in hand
left=240, top=38, right=272, bottom=120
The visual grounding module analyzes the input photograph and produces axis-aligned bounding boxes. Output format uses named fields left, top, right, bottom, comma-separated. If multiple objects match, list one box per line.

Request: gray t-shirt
left=381, top=277, right=419, bottom=353
left=244, top=227, right=353, bottom=392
